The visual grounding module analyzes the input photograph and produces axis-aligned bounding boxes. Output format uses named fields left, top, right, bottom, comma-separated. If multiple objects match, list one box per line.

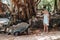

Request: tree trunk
left=54, top=0, right=57, bottom=10
left=11, top=0, right=40, bottom=21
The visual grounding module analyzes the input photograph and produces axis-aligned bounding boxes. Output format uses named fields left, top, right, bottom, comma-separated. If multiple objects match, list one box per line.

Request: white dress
left=43, top=14, right=49, bottom=26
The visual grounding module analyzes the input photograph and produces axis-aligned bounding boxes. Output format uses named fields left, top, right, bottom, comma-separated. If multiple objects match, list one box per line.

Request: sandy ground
left=0, top=31, right=60, bottom=40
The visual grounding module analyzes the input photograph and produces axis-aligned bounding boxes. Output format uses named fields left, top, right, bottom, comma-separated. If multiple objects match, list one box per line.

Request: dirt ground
left=0, top=31, right=60, bottom=40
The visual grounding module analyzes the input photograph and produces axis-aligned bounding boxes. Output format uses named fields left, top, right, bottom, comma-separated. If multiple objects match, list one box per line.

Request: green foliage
left=38, top=0, right=55, bottom=12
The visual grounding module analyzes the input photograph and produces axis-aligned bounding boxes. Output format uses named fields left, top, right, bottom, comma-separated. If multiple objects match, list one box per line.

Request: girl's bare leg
left=46, top=25, right=48, bottom=33
left=44, top=24, right=48, bottom=33
left=44, top=24, right=46, bottom=32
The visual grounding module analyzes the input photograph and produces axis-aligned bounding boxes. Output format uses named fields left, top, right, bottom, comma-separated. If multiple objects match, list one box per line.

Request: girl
left=42, top=6, right=49, bottom=33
